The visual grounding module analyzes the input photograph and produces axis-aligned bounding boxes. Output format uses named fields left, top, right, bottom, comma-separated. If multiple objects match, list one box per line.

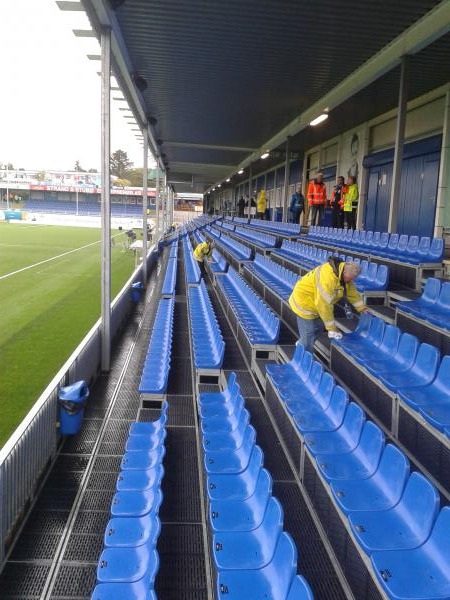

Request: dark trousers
left=256, top=212, right=265, bottom=220
left=310, top=204, right=324, bottom=226
left=198, top=260, right=206, bottom=278
left=291, top=209, right=304, bottom=224
left=344, top=210, right=356, bottom=230
left=331, top=209, right=343, bottom=228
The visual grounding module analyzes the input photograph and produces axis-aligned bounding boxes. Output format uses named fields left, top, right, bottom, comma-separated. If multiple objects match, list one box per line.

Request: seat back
left=436, top=281, right=450, bottom=312
left=316, top=372, right=335, bottom=410
left=287, top=575, right=314, bottom=600
left=327, top=386, right=349, bottom=426
left=378, top=325, right=402, bottom=356
left=422, top=277, right=441, bottom=304
left=435, top=356, right=450, bottom=393
left=378, top=232, right=389, bottom=250
left=428, top=237, right=444, bottom=262
left=396, top=234, right=409, bottom=254
left=339, top=402, right=365, bottom=445
left=267, top=532, right=298, bottom=600
left=394, top=333, right=419, bottom=369
left=387, top=233, right=399, bottom=252
left=377, top=444, right=410, bottom=504
left=354, top=311, right=372, bottom=337
left=290, top=343, right=305, bottom=371
left=296, top=351, right=314, bottom=380
left=367, top=316, right=386, bottom=346
left=307, top=361, right=323, bottom=393
left=358, top=421, right=385, bottom=468
left=375, top=264, right=389, bottom=290
left=400, top=472, right=440, bottom=538
left=405, top=235, right=419, bottom=256
left=413, top=343, right=440, bottom=381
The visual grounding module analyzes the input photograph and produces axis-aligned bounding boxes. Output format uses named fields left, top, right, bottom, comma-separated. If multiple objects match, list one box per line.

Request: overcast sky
left=0, top=0, right=151, bottom=171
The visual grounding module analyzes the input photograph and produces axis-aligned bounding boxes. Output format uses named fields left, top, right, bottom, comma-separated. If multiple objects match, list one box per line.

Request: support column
left=301, top=156, right=308, bottom=226
left=163, top=172, right=167, bottom=232
left=356, top=122, right=371, bottom=230
left=388, top=56, right=409, bottom=233
left=248, top=164, right=252, bottom=219
left=155, top=165, right=160, bottom=240
left=272, top=168, right=277, bottom=220
left=142, top=130, right=148, bottom=284
left=435, top=89, right=450, bottom=238
left=283, top=137, right=291, bottom=222
left=100, top=26, right=111, bottom=373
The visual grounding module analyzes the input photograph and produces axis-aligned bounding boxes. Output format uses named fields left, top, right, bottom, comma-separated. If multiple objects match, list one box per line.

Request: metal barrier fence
left=0, top=247, right=158, bottom=567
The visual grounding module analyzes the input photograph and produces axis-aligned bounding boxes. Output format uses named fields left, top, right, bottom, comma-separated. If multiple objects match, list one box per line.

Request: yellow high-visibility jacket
left=343, top=183, right=359, bottom=212
left=257, top=190, right=266, bottom=213
left=194, top=242, right=212, bottom=262
left=289, top=260, right=364, bottom=331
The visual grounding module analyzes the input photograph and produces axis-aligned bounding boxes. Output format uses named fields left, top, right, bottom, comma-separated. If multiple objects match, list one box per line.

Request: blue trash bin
left=131, top=281, right=144, bottom=303
left=58, top=381, right=89, bottom=435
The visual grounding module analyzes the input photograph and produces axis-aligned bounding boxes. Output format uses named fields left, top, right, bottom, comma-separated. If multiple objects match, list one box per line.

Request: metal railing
left=0, top=247, right=158, bottom=567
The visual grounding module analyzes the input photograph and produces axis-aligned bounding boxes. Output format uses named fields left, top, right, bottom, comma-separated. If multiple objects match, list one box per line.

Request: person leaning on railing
left=289, top=257, right=369, bottom=352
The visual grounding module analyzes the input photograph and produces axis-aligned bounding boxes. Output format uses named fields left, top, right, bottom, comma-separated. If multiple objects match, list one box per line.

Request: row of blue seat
left=272, top=240, right=389, bottom=292
left=206, top=227, right=252, bottom=261
left=161, top=256, right=177, bottom=296
left=232, top=225, right=277, bottom=249
left=139, top=298, right=175, bottom=395
left=92, top=404, right=168, bottom=599
left=188, top=280, right=225, bottom=370
left=266, top=344, right=449, bottom=600
left=397, top=277, right=450, bottom=331
left=224, top=216, right=301, bottom=236
left=198, top=374, right=314, bottom=599
left=246, top=253, right=297, bottom=301
left=182, top=236, right=201, bottom=285
left=217, top=267, right=280, bottom=345
left=169, top=240, right=178, bottom=259
left=334, top=313, right=450, bottom=436
left=308, top=226, right=444, bottom=265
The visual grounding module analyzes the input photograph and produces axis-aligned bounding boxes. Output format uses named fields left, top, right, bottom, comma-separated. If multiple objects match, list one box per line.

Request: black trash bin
left=58, top=380, right=89, bottom=435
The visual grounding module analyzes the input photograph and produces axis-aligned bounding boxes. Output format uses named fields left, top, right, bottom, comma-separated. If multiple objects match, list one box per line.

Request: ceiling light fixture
left=217, top=184, right=221, bottom=188
left=238, top=169, right=244, bottom=175
left=226, top=178, right=230, bottom=182
left=261, top=151, right=270, bottom=160
left=309, top=113, right=328, bottom=126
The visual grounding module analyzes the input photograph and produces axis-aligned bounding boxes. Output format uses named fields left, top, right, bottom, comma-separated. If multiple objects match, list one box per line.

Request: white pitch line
left=0, top=234, right=122, bottom=281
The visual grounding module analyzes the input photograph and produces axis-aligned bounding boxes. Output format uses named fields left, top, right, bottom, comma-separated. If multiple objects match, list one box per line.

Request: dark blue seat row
left=199, top=373, right=314, bottom=600
left=139, top=298, right=175, bottom=395
left=234, top=225, right=277, bottom=249
left=168, top=239, right=178, bottom=259
left=161, top=256, right=177, bottom=296
left=91, top=404, right=168, bottom=600
left=334, top=313, right=450, bottom=435
left=188, top=280, right=225, bottom=370
left=209, top=229, right=252, bottom=261
left=182, top=237, right=201, bottom=285
left=246, top=253, right=297, bottom=301
left=308, top=227, right=444, bottom=265
left=272, top=241, right=389, bottom=291
left=397, top=278, right=450, bottom=331
left=247, top=218, right=301, bottom=236
left=266, top=346, right=448, bottom=600
left=217, top=267, right=280, bottom=345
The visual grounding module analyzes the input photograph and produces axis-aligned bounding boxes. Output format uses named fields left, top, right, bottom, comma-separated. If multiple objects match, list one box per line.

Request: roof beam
left=73, top=28, right=96, bottom=37
left=56, top=1, right=84, bottom=10
left=222, top=0, right=450, bottom=187
left=164, top=142, right=257, bottom=153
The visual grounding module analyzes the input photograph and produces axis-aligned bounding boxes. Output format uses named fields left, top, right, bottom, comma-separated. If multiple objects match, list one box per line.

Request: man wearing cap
left=194, top=239, right=214, bottom=276
left=307, top=172, right=327, bottom=226
left=289, top=258, right=368, bottom=352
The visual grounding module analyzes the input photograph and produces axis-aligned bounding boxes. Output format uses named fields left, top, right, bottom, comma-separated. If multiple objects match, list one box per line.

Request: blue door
left=418, top=153, right=440, bottom=237
left=365, top=164, right=392, bottom=232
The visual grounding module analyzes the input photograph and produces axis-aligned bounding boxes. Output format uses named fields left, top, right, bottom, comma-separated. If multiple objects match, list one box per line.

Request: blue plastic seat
left=210, top=468, right=272, bottom=532
left=104, top=515, right=161, bottom=548
left=111, top=489, right=162, bottom=518
left=204, top=426, right=256, bottom=474
left=125, top=430, right=166, bottom=452
left=425, top=282, right=450, bottom=330
left=363, top=333, right=418, bottom=377
left=216, top=532, right=305, bottom=600
left=128, top=405, right=168, bottom=436
left=349, top=472, right=439, bottom=554
left=96, top=545, right=159, bottom=584
left=116, top=465, right=164, bottom=492
left=305, top=402, right=365, bottom=455
left=378, top=342, right=440, bottom=392
left=336, top=316, right=385, bottom=360
left=334, top=312, right=372, bottom=352
left=396, top=277, right=441, bottom=318
left=92, top=577, right=157, bottom=600
left=286, top=575, right=314, bottom=600
left=317, top=421, right=385, bottom=482
left=213, top=497, right=283, bottom=570
left=427, top=237, right=444, bottom=263
left=398, top=355, right=450, bottom=411
left=120, top=447, right=165, bottom=471
left=371, top=507, right=450, bottom=600
left=286, top=371, right=335, bottom=418
left=358, top=324, right=401, bottom=366
left=202, top=412, right=251, bottom=451
left=207, top=446, right=264, bottom=501
left=280, top=360, right=324, bottom=404
left=291, top=384, right=348, bottom=433
left=202, top=404, right=247, bottom=434
left=331, top=444, right=410, bottom=514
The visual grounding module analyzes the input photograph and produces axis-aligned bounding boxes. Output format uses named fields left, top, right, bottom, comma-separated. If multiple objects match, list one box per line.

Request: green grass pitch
left=0, top=223, right=139, bottom=447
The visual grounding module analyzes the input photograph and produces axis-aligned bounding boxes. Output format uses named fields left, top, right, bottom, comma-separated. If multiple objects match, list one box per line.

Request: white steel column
left=356, top=122, right=371, bottom=230
left=435, top=89, right=450, bottom=238
left=283, top=137, right=291, bottom=222
left=155, top=165, right=160, bottom=239
left=388, top=55, right=409, bottom=233
left=142, top=129, right=148, bottom=284
left=100, top=26, right=111, bottom=372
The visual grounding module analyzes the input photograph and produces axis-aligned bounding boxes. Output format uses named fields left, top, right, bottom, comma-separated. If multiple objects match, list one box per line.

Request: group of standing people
left=289, top=171, right=359, bottom=229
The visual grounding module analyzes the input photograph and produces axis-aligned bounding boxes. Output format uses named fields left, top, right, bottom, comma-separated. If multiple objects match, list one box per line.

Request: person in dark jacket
left=237, top=196, right=245, bottom=217
left=330, top=176, right=345, bottom=228
left=290, top=188, right=305, bottom=224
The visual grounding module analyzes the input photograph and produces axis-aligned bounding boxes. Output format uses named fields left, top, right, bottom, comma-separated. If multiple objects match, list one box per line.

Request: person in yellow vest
left=256, top=189, right=267, bottom=220
left=342, top=175, right=359, bottom=230
left=194, top=240, right=214, bottom=276
left=289, top=257, right=368, bottom=352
